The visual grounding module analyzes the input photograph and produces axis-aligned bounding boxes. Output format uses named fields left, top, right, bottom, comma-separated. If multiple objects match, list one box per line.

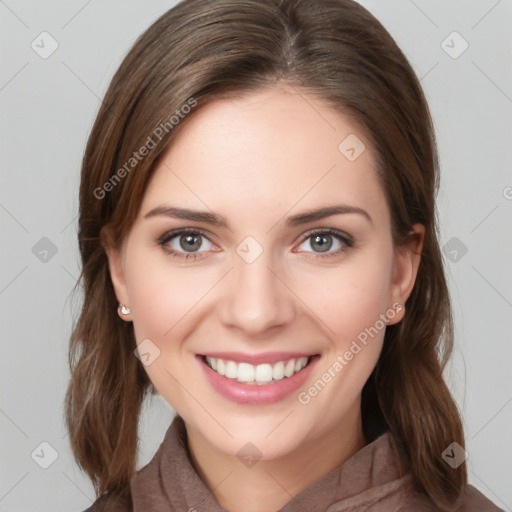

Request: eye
left=157, top=227, right=354, bottom=262
left=295, top=228, right=353, bottom=258
left=158, top=228, right=217, bottom=261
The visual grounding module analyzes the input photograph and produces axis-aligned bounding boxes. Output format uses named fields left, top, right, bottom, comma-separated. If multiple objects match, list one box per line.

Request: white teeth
left=237, top=362, right=255, bottom=382
left=216, top=359, right=225, bottom=376
left=206, top=356, right=217, bottom=371
left=284, top=359, right=296, bottom=377
left=204, top=355, right=310, bottom=384
left=225, top=361, right=237, bottom=379
left=255, top=363, right=273, bottom=383
left=272, top=361, right=285, bottom=380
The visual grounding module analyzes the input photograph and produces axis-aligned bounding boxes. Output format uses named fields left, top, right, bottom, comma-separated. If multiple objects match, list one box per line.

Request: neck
left=185, top=401, right=366, bottom=512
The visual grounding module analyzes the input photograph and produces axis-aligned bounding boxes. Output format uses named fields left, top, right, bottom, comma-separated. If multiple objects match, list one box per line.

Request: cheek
left=293, top=250, right=394, bottom=423
left=294, top=248, right=394, bottom=344
left=125, top=248, right=215, bottom=341
left=123, top=250, right=216, bottom=399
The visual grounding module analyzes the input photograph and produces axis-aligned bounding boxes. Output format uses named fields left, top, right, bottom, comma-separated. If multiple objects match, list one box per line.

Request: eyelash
left=157, top=227, right=354, bottom=262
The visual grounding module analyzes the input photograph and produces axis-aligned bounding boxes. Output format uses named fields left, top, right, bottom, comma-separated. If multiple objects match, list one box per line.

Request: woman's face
left=106, top=84, right=422, bottom=461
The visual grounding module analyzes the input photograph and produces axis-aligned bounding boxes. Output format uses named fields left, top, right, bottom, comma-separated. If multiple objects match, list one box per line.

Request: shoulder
left=82, top=488, right=132, bottom=512
left=455, top=484, right=504, bottom=511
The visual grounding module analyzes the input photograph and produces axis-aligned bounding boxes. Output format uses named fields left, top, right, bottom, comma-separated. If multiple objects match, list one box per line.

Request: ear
left=387, top=223, right=425, bottom=325
left=101, top=227, right=132, bottom=322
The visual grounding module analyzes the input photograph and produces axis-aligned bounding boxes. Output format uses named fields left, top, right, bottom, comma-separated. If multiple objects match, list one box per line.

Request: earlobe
left=101, top=227, right=132, bottom=321
left=387, top=223, right=425, bottom=325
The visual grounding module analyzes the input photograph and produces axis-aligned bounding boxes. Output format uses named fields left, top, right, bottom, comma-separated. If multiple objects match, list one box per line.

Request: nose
left=217, top=250, right=296, bottom=337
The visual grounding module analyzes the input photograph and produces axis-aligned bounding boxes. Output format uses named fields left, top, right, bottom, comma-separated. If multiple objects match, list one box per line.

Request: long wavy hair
left=65, top=0, right=466, bottom=509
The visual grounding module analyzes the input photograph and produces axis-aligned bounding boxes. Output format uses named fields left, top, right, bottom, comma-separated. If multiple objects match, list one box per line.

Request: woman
left=65, top=0, right=502, bottom=510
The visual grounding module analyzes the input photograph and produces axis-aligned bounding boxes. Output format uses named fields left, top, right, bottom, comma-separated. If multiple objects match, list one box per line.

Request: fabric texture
left=84, top=415, right=503, bottom=512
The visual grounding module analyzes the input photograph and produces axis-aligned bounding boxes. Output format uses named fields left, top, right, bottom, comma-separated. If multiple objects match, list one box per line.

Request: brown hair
left=65, top=0, right=466, bottom=509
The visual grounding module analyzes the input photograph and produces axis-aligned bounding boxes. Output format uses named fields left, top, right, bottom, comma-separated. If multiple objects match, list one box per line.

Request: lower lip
left=197, top=355, right=319, bottom=405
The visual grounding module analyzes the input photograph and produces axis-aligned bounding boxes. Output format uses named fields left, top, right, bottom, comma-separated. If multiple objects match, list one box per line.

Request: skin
left=105, top=83, right=424, bottom=512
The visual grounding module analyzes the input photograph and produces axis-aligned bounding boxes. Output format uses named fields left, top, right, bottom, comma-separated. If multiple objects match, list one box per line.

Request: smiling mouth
left=200, top=354, right=318, bottom=385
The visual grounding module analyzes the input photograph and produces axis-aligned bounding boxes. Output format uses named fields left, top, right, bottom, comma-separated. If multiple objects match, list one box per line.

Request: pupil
left=180, top=234, right=201, bottom=252
left=312, top=234, right=332, bottom=253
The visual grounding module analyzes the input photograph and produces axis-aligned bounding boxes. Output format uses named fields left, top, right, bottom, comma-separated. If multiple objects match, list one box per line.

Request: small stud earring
left=118, top=304, right=131, bottom=315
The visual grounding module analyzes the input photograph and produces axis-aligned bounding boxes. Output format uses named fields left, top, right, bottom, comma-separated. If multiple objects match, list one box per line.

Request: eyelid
left=157, top=227, right=215, bottom=246
left=298, top=227, right=353, bottom=245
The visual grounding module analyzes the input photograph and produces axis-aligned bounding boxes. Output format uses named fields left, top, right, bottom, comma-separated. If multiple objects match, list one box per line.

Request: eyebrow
left=144, top=204, right=373, bottom=228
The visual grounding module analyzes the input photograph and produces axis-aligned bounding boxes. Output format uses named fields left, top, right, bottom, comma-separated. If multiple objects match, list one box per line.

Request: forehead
left=140, top=85, right=388, bottom=228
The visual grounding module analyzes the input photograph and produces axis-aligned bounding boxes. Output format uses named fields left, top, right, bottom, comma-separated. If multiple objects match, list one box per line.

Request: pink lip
left=197, top=354, right=320, bottom=405
left=200, top=351, right=313, bottom=365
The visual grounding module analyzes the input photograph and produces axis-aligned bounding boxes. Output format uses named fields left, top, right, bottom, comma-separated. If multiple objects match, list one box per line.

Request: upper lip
left=199, top=351, right=316, bottom=365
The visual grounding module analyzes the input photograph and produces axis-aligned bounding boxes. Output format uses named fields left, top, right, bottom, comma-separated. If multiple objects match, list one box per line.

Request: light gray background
left=1, top=1, right=511, bottom=510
